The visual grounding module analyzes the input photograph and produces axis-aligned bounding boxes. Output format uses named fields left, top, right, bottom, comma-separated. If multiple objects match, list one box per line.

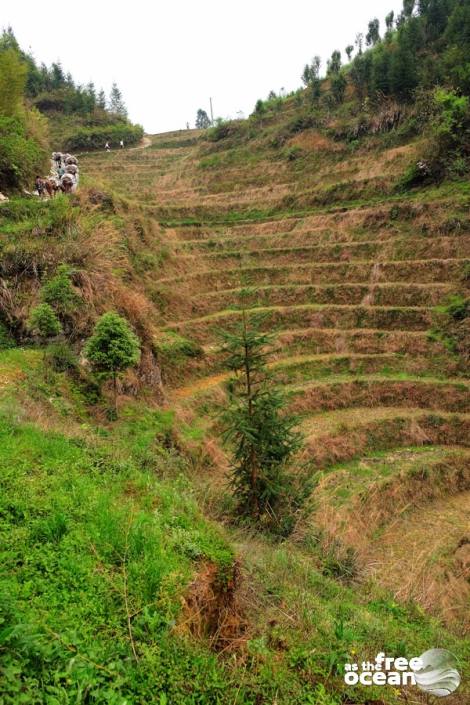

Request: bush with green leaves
left=27, top=303, right=62, bottom=339
left=0, top=321, right=14, bottom=349
left=27, top=303, right=62, bottom=380
left=0, top=116, right=47, bottom=192
left=430, top=88, right=470, bottom=178
left=84, top=312, right=140, bottom=415
left=41, top=264, right=81, bottom=316
left=0, top=43, right=48, bottom=191
left=49, top=341, right=79, bottom=373
left=399, top=88, right=470, bottom=189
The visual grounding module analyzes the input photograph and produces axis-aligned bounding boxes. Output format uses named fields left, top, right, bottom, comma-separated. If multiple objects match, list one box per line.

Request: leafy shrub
left=27, top=303, right=61, bottom=338
left=443, top=294, right=469, bottom=321
left=0, top=321, right=14, bottom=349
left=207, top=120, right=241, bottom=143
left=49, top=341, right=79, bottom=372
left=42, top=264, right=81, bottom=315
left=430, top=294, right=469, bottom=361
left=322, top=546, right=358, bottom=583
left=154, top=331, right=203, bottom=359
left=284, top=146, right=303, bottom=162
left=396, top=159, right=432, bottom=191
left=0, top=116, right=48, bottom=191
left=399, top=89, right=470, bottom=189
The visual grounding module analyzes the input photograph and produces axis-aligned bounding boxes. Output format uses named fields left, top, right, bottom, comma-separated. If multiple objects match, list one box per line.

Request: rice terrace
left=0, top=1, right=469, bottom=703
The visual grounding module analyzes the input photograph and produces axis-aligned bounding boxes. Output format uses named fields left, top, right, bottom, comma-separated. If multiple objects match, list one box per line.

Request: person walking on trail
left=35, top=176, right=44, bottom=197
left=119, top=139, right=124, bottom=149
left=54, top=153, right=62, bottom=169
left=105, top=141, right=110, bottom=152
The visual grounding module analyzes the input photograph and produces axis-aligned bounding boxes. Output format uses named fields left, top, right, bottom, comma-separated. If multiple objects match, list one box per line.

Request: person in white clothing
left=119, top=140, right=124, bottom=149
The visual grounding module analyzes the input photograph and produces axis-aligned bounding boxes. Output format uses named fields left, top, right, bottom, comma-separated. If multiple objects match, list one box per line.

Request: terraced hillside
left=82, top=127, right=470, bottom=638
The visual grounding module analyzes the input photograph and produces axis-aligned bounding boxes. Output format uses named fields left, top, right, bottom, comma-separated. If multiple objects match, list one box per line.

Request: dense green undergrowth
left=0, top=411, right=237, bottom=704
left=0, top=347, right=469, bottom=704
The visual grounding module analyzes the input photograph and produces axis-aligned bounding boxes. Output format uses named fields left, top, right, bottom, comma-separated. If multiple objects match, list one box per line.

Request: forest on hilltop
left=0, top=26, right=143, bottom=191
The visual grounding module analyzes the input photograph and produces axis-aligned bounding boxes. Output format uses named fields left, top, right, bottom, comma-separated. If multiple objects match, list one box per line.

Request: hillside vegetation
left=1, top=2, right=469, bottom=703
left=0, top=28, right=143, bottom=192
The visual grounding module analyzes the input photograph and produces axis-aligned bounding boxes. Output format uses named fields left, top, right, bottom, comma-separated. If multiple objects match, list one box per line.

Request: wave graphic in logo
left=413, top=649, right=460, bottom=697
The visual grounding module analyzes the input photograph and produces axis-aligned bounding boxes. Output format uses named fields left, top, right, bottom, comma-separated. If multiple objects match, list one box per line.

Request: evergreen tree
left=219, top=313, right=302, bottom=523
left=345, top=45, right=354, bottom=62
left=51, top=62, right=65, bottom=88
left=385, top=10, right=395, bottom=32
left=301, top=57, right=321, bottom=100
left=97, top=89, right=107, bottom=109
left=371, top=45, right=391, bottom=94
left=355, top=32, right=364, bottom=55
left=195, top=108, right=211, bottom=128
left=331, top=72, right=347, bottom=103
left=109, top=82, right=127, bottom=118
left=366, top=18, right=381, bottom=46
left=327, top=50, right=342, bottom=75
left=0, top=48, right=27, bottom=117
left=301, top=56, right=321, bottom=86
left=0, top=26, right=19, bottom=51
left=350, top=52, right=373, bottom=100
left=86, top=82, right=96, bottom=101
left=444, top=1, right=470, bottom=94
left=403, top=0, right=416, bottom=18
left=389, top=46, right=418, bottom=99
left=84, top=312, right=140, bottom=417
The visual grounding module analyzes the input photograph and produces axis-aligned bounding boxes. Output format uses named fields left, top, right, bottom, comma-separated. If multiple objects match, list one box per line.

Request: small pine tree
left=219, top=313, right=302, bottom=526
left=97, top=89, right=107, bottom=109
left=109, top=82, right=127, bottom=118
left=345, top=45, right=354, bottom=62
left=84, top=312, right=140, bottom=416
left=195, top=108, right=211, bottom=129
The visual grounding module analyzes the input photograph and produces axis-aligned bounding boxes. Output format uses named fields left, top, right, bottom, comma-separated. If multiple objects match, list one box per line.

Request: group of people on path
left=34, top=152, right=79, bottom=198
left=105, top=139, right=125, bottom=151
left=34, top=137, right=124, bottom=198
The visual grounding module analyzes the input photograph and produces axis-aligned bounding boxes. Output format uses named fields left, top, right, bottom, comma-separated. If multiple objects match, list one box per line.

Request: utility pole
left=209, top=97, right=214, bottom=125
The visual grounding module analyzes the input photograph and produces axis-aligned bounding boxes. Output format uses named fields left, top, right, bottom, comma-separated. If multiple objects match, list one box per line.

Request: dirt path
left=130, top=135, right=152, bottom=150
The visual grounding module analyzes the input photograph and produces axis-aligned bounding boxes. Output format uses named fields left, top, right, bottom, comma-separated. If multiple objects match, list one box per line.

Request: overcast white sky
left=4, top=0, right=403, bottom=134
